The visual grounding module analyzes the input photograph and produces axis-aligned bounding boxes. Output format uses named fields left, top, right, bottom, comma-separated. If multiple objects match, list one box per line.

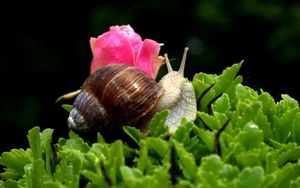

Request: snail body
left=68, top=48, right=197, bottom=136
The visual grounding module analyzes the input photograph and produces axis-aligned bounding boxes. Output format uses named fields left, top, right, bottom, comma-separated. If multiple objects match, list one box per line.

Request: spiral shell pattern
left=68, top=64, right=164, bottom=133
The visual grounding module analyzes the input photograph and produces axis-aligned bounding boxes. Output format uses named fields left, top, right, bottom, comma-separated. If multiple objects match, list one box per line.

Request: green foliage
left=147, top=109, right=169, bottom=138
left=61, top=104, right=73, bottom=113
left=2, top=63, right=300, bottom=187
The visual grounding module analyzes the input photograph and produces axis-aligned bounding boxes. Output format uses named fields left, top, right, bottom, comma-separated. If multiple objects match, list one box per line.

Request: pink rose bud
left=90, top=25, right=164, bottom=78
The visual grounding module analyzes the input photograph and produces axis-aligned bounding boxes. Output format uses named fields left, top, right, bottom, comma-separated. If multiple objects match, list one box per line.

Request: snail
left=66, top=47, right=197, bottom=138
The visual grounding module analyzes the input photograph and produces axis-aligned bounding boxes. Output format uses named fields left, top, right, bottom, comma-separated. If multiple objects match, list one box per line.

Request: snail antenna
left=178, top=47, right=189, bottom=76
left=164, top=53, right=173, bottom=72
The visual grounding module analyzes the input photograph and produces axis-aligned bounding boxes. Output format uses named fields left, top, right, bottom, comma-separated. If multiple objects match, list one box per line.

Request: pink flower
left=90, top=25, right=164, bottom=78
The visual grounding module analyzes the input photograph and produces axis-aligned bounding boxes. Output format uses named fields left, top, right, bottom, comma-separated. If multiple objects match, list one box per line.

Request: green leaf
left=97, top=132, right=106, bottom=144
left=136, top=141, right=155, bottom=173
left=28, top=127, right=42, bottom=161
left=272, top=95, right=300, bottom=143
left=39, top=128, right=54, bottom=175
left=235, top=148, right=266, bottom=168
left=0, top=179, right=19, bottom=188
left=1, top=127, right=55, bottom=186
left=256, top=109, right=273, bottom=139
left=172, top=121, right=213, bottom=163
left=278, top=94, right=299, bottom=113
left=171, top=120, right=194, bottom=143
left=42, top=182, right=66, bottom=188
left=103, top=140, right=124, bottom=185
left=199, top=62, right=242, bottom=112
left=53, top=152, right=82, bottom=187
left=237, top=166, right=265, bottom=188
left=90, top=143, right=108, bottom=161
left=197, top=155, right=224, bottom=187
left=220, top=163, right=240, bottom=181
left=82, top=152, right=100, bottom=173
left=59, top=131, right=90, bottom=153
left=272, top=107, right=298, bottom=143
left=225, top=75, right=243, bottom=108
left=120, top=166, right=143, bottom=188
left=270, top=163, right=300, bottom=188
left=265, top=152, right=278, bottom=174
left=123, top=126, right=144, bottom=144
left=192, top=72, right=216, bottom=101
left=148, top=164, right=171, bottom=188
left=173, top=141, right=197, bottom=181
left=0, top=149, right=32, bottom=179
left=195, top=127, right=215, bottom=152
left=276, top=143, right=300, bottom=167
left=147, top=109, right=169, bottom=137
left=291, top=112, right=300, bottom=144
left=120, top=164, right=170, bottom=188
left=212, top=93, right=231, bottom=114
left=290, top=177, right=300, bottom=188
left=235, top=100, right=263, bottom=130
left=30, top=159, right=50, bottom=188
left=197, top=111, right=228, bottom=130
left=144, top=137, right=169, bottom=160
left=25, top=127, right=54, bottom=187
left=61, top=104, right=73, bottom=113
left=238, top=122, right=263, bottom=150
left=81, top=169, right=108, bottom=188
left=257, top=90, right=276, bottom=118
left=235, top=84, right=258, bottom=103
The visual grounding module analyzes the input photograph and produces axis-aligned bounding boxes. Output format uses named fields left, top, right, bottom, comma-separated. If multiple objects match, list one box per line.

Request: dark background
left=1, top=1, right=300, bottom=153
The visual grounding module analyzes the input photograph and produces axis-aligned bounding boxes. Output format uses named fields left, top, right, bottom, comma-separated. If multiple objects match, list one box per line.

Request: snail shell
left=68, top=47, right=197, bottom=137
left=68, top=64, right=164, bottom=135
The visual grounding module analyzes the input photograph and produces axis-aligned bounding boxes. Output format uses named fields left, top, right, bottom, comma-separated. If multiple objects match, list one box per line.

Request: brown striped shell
left=67, top=64, right=165, bottom=136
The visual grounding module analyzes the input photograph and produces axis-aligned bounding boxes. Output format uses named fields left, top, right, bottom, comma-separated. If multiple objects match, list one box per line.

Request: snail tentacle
left=164, top=53, right=173, bottom=73
left=178, top=47, right=189, bottom=76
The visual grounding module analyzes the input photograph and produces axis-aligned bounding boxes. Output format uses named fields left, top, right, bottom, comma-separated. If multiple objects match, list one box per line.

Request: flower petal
left=109, top=25, right=143, bottom=61
left=90, top=31, right=134, bottom=73
left=135, top=39, right=164, bottom=78
left=89, top=37, right=97, bottom=55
